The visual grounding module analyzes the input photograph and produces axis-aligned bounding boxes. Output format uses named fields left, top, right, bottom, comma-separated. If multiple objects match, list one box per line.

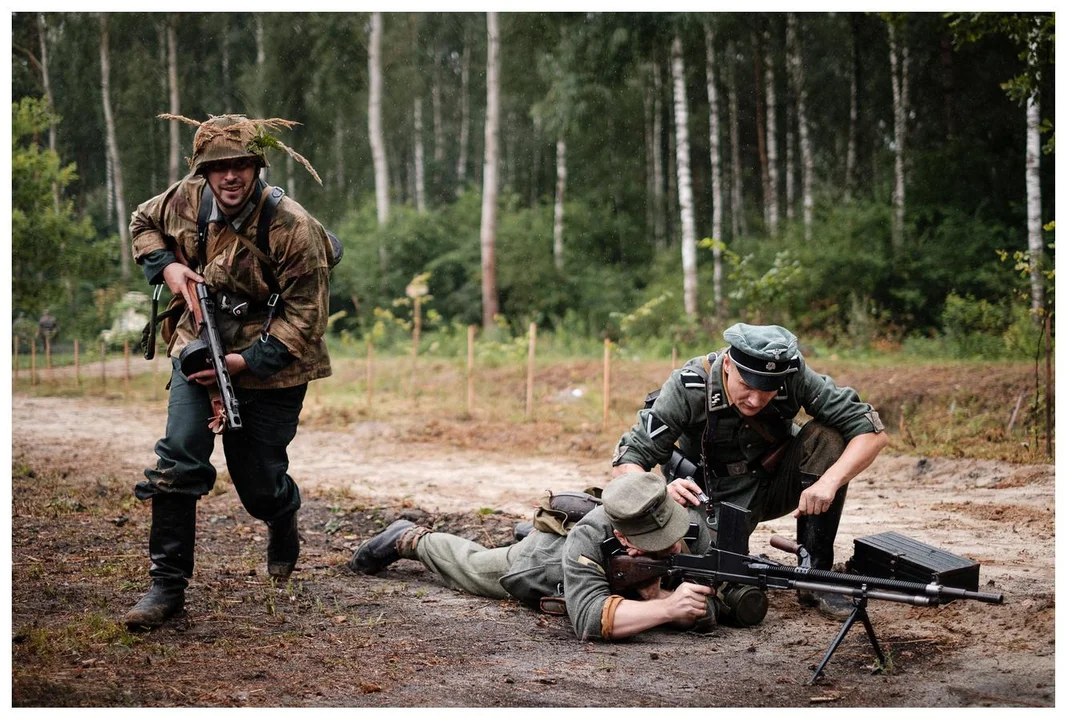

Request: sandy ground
left=9, top=393, right=1057, bottom=707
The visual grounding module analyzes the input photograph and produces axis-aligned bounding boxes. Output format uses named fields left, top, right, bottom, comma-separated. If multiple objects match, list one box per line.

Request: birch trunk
left=666, top=67, right=678, bottom=248
left=479, top=12, right=501, bottom=329
left=644, top=77, right=655, bottom=246
left=727, top=40, right=746, bottom=239
left=704, top=22, right=724, bottom=316
left=456, top=38, right=471, bottom=195
left=255, top=16, right=267, bottom=181
left=671, top=36, right=698, bottom=317
left=787, top=13, right=814, bottom=243
left=414, top=97, right=426, bottom=213
left=785, top=107, right=795, bottom=220
left=37, top=13, right=60, bottom=212
left=368, top=12, right=390, bottom=232
left=845, top=15, right=859, bottom=199
left=652, top=60, right=666, bottom=249
left=553, top=136, right=567, bottom=271
left=753, top=34, right=770, bottom=230
left=167, top=16, right=180, bottom=185
left=1025, top=20, right=1045, bottom=316
left=764, top=27, right=779, bottom=236
left=286, top=153, right=296, bottom=201
left=221, top=19, right=231, bottom=112
left=99, top=15, right=130, bottom=280
left=432, top=55, right=444, bottom=190
left=888, top=20, right=907, bottom=251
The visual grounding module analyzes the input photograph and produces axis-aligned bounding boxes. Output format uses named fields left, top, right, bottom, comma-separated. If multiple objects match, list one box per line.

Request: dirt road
left=10, top=393, right=1056, bottom=707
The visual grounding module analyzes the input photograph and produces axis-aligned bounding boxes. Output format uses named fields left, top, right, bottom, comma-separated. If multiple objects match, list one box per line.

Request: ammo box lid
left=851, top=531, right=980, bottom=591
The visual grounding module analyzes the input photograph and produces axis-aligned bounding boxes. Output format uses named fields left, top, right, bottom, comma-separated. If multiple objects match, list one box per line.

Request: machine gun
left=606, top=502, right=1003, bottom=683
left=178, top=282, right=243, bottom=432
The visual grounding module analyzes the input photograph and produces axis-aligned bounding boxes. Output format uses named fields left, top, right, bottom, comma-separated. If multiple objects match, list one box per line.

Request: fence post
left=123, top=340, right=131, bottom=397
left=100, top=340, right=107, bottom=391
left=30, top=336, right=37, bottom=386
left=525, top=322, right=537, bottom=419
left=603, top=338, right=611, bottom=431
left=366, top=339, right=374, bottom=410
left=13, top=336, right=18, bottom=381
left=74, top=339, right=80, bottom=387
left=466, top=324, right=476, bottom=415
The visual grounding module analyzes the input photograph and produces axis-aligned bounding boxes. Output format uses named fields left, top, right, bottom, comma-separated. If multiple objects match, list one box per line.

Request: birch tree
left=764, top=25, right=780, bottom=236
left=652, top=60, right=666, bottom=248
left=787, top=13, right=814, bottom=243
left=35, top=14, right=60, bottom=212
left=671, top=35, right=698, bottom=317
left=1025, top=18, right=1045, bottom=315
left=727, top=40, right=746, bottom=239
left=368, top=12, right=390, bottom=232
left=887, top=16, right=910, bottom=251
left=479, top=12, right=501, bottom=329
left=414, top=97, right=426, bottom=213
left=166, top=15, right=180, bottom=186
left=456, top=32, right=471, bottom=195
left=99, top=14, right=130, bottom=280
left=704, top=21, right=724, bottom=316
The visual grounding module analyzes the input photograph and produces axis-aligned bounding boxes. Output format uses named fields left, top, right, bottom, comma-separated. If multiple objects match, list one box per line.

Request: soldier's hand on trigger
left=667, top=477, right=706, bottom=507
left=162, top=262, right=205, bottom=310
left=664, top=582, right=713, bottom=623
left=186, top=352, right=248, bottom=387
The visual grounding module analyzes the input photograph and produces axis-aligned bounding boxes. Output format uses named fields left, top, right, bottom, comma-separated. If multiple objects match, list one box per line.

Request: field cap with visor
left=723, top=323, right=801, bottom=392
left=602, top=472, right=691, bottom=553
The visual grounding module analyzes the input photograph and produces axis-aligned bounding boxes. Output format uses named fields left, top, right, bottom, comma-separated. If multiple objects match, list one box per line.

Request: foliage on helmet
left=157, top=113, right=322, bottom=185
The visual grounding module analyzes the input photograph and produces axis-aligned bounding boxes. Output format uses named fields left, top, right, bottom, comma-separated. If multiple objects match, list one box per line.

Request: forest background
left=9, top=11, right=1056, bottom=365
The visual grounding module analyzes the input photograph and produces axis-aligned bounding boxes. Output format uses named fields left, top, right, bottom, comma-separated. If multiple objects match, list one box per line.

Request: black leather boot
left=267, top=511, right=300, bottom=580
left=124, top=494, right=197, bottom=630
left=796, top=477, right=854, bottom=620
left=348, top=519, right=416, bottom=575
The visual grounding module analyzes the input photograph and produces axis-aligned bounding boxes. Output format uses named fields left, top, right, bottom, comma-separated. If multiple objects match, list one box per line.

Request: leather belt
left=707, top=459, right=754, bottom=478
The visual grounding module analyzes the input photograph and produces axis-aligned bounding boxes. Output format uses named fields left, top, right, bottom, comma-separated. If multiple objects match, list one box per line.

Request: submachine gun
left=177, top=282, right=242, bottom=432
left=606, top=502, right=1004, bottom=684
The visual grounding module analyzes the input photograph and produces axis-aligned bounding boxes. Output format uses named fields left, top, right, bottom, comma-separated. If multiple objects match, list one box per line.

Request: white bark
left=553, top=136, right=567, bottom=271
left=704, top=22, right=724, bottom=315
left=787, top=13, right=814, bottom=243
left=644, top=77, right=655, bottom=246
left=479, top=12, right=501, bottom=329
left=456, top=40, right=471, bottom=195
left=1026, top=20, right=1045, bottom=315
left=652, top=60, right=666, bottom=248
left=255, top=16, right=267, bottom=182
left=432, top=60, right=443, bottom=189
left=167, top=16, right=180, bottom=185
left=99, top=15, right=130, bottom=280
left=368, top=12, right=390, bottom=228
left=37, top=13, right=59, bottom=212
left=764, top=28, right=779, bottom=236
left=414, top=97, right=426, bottom=213
left=727, top=40, right=745, bottom=239
left=888, top=20, right=907, bottom=250
left=286, top=153, right=296, bottom=201
left=671, top=36, right=698, bottom=317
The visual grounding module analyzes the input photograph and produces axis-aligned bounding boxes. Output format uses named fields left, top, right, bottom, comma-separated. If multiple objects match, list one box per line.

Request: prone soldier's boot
left=347, top=520, right=430, bottom=575
left=267, top=510, right=300, bottom=580
left=796, top=476, right=854, bottom=620
left=124, top=494, right=197, bottom=630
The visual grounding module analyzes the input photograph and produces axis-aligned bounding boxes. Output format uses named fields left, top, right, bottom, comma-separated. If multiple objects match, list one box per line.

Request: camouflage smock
left=130, top=175, right=331, bottom=389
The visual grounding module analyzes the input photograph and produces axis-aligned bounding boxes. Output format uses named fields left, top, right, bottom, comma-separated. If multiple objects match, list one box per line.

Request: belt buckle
left=726, top=460, right=750, bottom=476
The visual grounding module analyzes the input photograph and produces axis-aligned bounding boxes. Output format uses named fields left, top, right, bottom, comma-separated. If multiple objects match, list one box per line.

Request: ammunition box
left=851, top=531, right=980, bottom=591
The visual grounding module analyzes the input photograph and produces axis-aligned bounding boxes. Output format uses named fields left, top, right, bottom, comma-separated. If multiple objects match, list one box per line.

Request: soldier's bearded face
left=206, top=158, right=258, bottom=214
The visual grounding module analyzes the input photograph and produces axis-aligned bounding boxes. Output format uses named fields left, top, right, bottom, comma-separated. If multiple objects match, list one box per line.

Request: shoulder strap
left=256, top=187, right=285, bottom=296
left=196, top=182, right=213, bottom=271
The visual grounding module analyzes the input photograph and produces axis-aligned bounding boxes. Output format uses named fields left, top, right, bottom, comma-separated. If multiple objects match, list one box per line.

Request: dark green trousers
left=135, top=358, right=305, bottom=523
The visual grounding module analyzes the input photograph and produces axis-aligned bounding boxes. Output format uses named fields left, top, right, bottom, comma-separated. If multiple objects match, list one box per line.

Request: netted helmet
left=189, top=114, right=269, bottom=175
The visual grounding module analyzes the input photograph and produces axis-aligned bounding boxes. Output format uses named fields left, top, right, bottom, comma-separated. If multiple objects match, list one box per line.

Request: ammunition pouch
left=531, top=489, right=603, bottom=536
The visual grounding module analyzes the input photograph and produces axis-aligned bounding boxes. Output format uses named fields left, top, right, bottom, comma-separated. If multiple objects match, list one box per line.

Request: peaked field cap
left=602, top=472, right=691, bottom=552
left=724, top=323, right=801, bottom=391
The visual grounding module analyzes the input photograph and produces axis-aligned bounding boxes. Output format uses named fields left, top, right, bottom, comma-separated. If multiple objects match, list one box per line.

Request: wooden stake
left=1006, top=390, right=1025, bottom=435
left=74, top=339, right=80, bottom=387
left=101, top=340, right=107, bottom=390
left=123, top=339, right=131, bottom=397
left=1045, top=312, right=1053, bottom=458
left=603, top=338, right=611, bottom=430
left=30, top=337, right=37, bottom=386
left=366, top=339, right=374, bottom=410
left=467, top=324, right=476, bottom=414
left=526, top=322, right=537, bottom=419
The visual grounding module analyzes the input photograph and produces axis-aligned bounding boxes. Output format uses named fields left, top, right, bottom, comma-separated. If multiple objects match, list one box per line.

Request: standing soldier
left=611, top=323, right=888, bottom=619
left=37, top=308, right=57, bottom=350
left=124, top=114, right=332, bottom=629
